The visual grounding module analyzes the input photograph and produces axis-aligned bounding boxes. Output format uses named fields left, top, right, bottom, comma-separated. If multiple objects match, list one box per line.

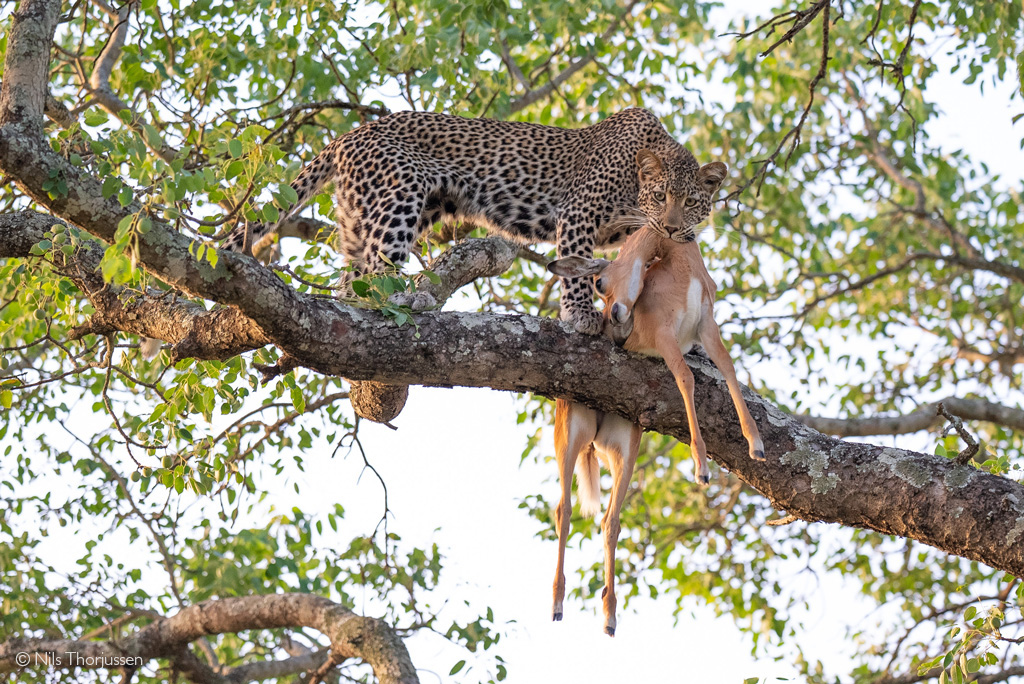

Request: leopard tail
left=222, top=139, right=340, bottom=255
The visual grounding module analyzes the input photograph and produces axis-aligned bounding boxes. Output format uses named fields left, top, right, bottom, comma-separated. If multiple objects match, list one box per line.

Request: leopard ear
left=636, top=149, right=664, bottom=183
left=547, top=257, right=611, bottom=278
left=698, top=161, right=728, bottom=192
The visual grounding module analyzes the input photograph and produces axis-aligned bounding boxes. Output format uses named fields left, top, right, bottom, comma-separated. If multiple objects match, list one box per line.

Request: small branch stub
left=937, top=402, right=981, bottom=466
left=253, top=354, right=300, bottom=383
left=765, top=514, right=802, bottom=527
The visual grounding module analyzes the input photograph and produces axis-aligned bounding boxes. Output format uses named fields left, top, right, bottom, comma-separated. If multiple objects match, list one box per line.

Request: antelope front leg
left=699, top=321, right=766, bottom=461
left=658, top=337, right=711, bottom=485
left=594, top=415, right=641, bottom=636
left=552, top=400, right=597, bottom=622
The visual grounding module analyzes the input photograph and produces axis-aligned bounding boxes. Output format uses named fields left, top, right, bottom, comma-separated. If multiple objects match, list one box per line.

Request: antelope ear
left=636, top=149, right=664, bottom=183
left=698, top=161, right=728, bottom=192
left=547, top=257, right=611, bottom=278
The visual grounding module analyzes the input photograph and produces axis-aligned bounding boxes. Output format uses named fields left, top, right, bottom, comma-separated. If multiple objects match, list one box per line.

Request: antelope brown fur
left=546, top=156, right=765, bottom=635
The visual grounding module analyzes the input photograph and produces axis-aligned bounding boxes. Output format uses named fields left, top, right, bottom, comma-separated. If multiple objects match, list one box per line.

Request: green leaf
left=290, top=386, right=306, bottom=413
left=225, top=160, right=245, bottom=179
left=280, top=185, right=298, bottom=204
left=143, top=124, right=162, bottom=148
left=228, top=139, right=243, bottom=158
left=449, top=660, right=466, bottom=675
left=0, top=390, right=12, bottom=409
left=84, top=110, right=108, bottom=126
left=964, top=606, right=977, bottom=620
left=102, top=176, right=120, bottom=199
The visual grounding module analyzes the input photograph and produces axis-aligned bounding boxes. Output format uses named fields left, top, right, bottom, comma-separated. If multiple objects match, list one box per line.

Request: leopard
left=222, top=107, right=728, bottom=334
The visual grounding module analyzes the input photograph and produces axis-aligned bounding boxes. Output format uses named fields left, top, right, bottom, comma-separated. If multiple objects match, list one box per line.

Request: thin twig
left=937, top=402, right=981, bottom=466
left=724, top=0, right=831, bottom=200
left=766, top=514, right=801, bottom=526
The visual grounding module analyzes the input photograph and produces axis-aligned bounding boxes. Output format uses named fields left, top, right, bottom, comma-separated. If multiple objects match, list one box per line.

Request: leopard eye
left=653, top=191, right=666, bottom=203
left=685, top=197, right=697, bottom=207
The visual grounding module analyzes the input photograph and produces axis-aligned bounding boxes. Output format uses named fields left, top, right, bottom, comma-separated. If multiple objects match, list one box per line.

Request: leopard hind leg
left=340, top=189, right=432, bottom=425
left=555, top=214, right=603, bottom=335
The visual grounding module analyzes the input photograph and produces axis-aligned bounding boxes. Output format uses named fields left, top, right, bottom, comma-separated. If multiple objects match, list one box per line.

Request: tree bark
left=799, top=397, right=1024, bottom=436
left=0, top=594, right=418, bottom=684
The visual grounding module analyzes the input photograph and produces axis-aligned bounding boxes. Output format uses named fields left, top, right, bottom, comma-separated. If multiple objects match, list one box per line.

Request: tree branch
left=0, top=0, right=63, bottom=127
left=6, top=196, right=1024, bottom=581
left=83, top=2, right=178, bottom=162
left=799, top=397, right=1024, bottom=437
left=0, top=594, right=417, bottom=684
left=723, top=0, right=831, bottom=200
left=846, top=84, right=1024, bottom=285
left=0, top=211, right=271, bottom=362
left=392, top=236, right=520, bottom=309
left=504, top=0, right=641, bottom=115
left=497, top=36, right=532, bottom=91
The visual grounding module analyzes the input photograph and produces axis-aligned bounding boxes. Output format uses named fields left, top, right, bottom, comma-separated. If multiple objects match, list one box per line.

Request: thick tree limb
left=4, top=0, right=1024, bottom=590
left=0, top=211, right=270, bottom=361
left=0, top=213, right=525, bottom=358
left=0, top=593, right=417, bottom=684
left=0, top=0, right=63, bottom=127
left=799, top=397, right=1024, bottom=437
left=0, top=78, right=79, bottom=128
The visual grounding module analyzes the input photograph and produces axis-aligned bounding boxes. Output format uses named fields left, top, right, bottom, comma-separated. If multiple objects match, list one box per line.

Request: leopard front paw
left=567, top=306, right=604, bottom=335
left=388, top=291, right=437, bottom=311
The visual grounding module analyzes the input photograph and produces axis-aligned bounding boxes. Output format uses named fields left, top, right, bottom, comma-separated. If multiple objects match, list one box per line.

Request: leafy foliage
left=2, top=0, right=1024, bottom=682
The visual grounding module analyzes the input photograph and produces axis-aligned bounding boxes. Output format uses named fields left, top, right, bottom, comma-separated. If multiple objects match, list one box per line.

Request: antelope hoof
left=751, top=437, right=766, bottom=462
left=552, top=611, right=562, bottom=622
left=604, top=625, right=616, bottom=637
left=699, top=473, right=711, bottom=486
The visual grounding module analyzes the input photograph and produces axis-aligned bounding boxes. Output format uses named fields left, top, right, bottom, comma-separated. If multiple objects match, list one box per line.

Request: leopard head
left=635, top=148, right=727, bottom=243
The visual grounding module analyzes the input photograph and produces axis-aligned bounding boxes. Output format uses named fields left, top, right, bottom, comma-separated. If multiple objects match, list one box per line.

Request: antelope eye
left=595, top=275, right=608, bottom=295
left=685, top=197, right=697, bottom=207
left=653, top=191, right=666, bottom=202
